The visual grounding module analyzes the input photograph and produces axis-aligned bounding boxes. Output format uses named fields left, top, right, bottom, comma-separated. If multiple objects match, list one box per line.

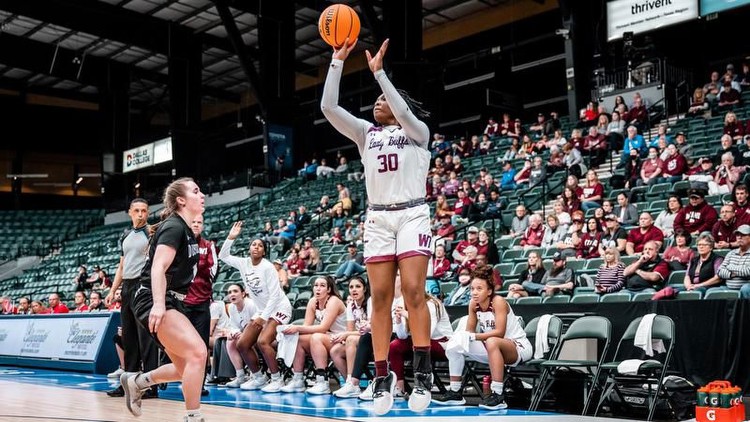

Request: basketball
left=318, top=4, right=360, bottom=48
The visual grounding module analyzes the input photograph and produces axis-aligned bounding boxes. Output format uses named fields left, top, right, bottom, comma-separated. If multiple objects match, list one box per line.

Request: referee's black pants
left=121, top=280, right=159, bottom=374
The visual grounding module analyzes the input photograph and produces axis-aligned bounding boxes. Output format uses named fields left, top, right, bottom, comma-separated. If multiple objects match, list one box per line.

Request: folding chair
left=508, top=315, right=563, bottom=408
left=593, top=315, right=675, bottom=421
left=530, top=316, right=612, bottom=415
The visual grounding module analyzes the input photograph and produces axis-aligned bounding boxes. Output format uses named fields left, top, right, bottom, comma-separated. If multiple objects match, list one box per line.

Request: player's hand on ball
left=366, top=38, right=389, bottom=73
left=333, top=38, right=358, bottom=61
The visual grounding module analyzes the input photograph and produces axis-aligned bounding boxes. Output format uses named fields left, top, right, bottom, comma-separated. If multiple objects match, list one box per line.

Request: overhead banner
left=701, top=0, right=750, bottom=15
left=0, top=316, right=110, bottom=361
left=122, top=143, right=154, bottom=173
left=266, top=124, right=294, bottom=172
left=153, top=137, right=173, bottom=165
left=607, top=0, right=698, bottom=41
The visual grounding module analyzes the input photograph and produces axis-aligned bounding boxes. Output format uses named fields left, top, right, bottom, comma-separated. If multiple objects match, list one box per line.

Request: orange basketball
left=318, top=4, right=360, bottom=48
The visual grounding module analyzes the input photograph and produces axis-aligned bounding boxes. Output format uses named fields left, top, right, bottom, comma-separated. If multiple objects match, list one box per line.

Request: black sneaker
left=106, top=385, right=124, bottom=397
left=408, top=372, right=433, bottom=411
left=431, top=389, right=466, bottom=406
left=201, top=388, right=210, bottom=397
left=478, top=392, right=508, bottom=410
left=372, top=371, right=396, bottom=415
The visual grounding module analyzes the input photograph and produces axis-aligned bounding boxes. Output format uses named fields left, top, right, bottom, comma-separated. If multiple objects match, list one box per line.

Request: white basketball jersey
left=314, top=300, right=347, bottom=334
left=475, top=297, right=527, bottom=342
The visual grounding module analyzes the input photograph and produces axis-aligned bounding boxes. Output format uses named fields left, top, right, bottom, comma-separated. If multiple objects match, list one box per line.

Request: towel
left=534, top=314, right=553, bottom=359
left=275, top=325, right=299, bottom=367
left=446, top=330, right=471, bottom=354
left=634, top=314, right=666, bottom=357
left=617, top=359, right=648, bottom=375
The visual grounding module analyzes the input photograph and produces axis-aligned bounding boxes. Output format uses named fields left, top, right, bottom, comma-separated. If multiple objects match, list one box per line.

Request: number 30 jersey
left=321, top=59, right=431, bottom=205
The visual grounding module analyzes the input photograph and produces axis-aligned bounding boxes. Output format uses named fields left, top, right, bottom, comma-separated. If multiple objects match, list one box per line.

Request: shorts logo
left=275, top=312, right=288, bottom=320
left=418, top=234, right=432, bottom=247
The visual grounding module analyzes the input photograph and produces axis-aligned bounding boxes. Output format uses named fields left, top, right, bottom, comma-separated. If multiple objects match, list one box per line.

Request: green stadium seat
left=571, top=294, right=600, bottom=304
left=677, top=291, right=702, bottom=300
left=703, top=290, right=740, bottom=300
left=543, top=295, right=570, bottom=304
left=600, top=293, right=631, bottom=303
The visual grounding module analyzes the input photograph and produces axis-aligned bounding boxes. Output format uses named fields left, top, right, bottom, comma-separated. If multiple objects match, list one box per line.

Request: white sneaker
left=394, top=386, right=408, bottom=400
left=280, top=377, right=306, bottom=393
left=120, top=371, right=145, bottom=417
left=306, top=379, right=331, bottom=395
left=333, top=382, right=362, bottom=398
left=408, top=372, right=433, bottom=412
left=108, top=367, right=124, bottom=378
left=372, top=371, right=397, bottom=415
left=224, top=374, right=248, bottom=388
left=241, top=373, right=269, bottom=390
left=261, top=377, right=285, bottom=393
left=358, top=381, right=374, bottom=401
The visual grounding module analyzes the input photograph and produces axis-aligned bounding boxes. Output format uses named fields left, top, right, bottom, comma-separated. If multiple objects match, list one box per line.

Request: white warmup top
left=321, top=59, right=431, bottom=205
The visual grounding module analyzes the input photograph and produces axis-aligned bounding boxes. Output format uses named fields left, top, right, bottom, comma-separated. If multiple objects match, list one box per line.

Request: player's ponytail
left=396, top=89, right=430, bottom=120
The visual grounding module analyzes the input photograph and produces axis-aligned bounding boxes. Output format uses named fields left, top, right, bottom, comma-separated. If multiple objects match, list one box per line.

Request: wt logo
left=418, top=234, right=432, bottom=247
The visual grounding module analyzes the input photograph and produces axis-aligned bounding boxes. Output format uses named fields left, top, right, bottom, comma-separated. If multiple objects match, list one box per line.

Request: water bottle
left=483, top=376, right=491, bottom=396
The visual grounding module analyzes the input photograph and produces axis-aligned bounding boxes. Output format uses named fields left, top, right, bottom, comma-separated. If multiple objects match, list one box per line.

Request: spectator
left=711, top=204, right=740, bottom=249
left=285, top=249, right=306, bottom=279
left=710, top=153, right=744, bottom=195
left=296, top=206, right=311, bottom=231
left=674, top=132, right=694, bottom=164
left=654, top=194, right=683, bottom=238
left=563, top=143, right=583, bottom=178
left=550, top=128, right=567, bottom=153
left=452, top=226, right=479, bottom=262
left=317, top=158, right=335, bottom=178
left=268, top=218, right=296, bottom=252
left=679, top=233, right=724, bottom=295
left=581, top=170, right=604, bottom=212
left=453, top=136, right=473, bottom=158
left=674, top=186, right=719, bottom=235
left=578, top=218, right=603, bottom=259
left=452, top=155, right=465, bottom=175
left=638, top=147, right=663, bottom=186
left=443, top=267, right=472, bottom=306
left=302, top=247, right=324, bottom=276
left=519, top=214, right=545, bottom=248
left=659, top=144, right=688, bottom=184
left=507, top=251, right=546, bottom=298
left=30, top=300, right=49, bottom=314
left=442, top=172, right=460, bottom=197
left=739, top=63, right=750, bottom=86
left=48, top=293, right=69, bottom=314
left=663, top=230, right=695, bottom=271
left=687, top=88, right=710, bottom=118
left=467, top=192, right=488, bottom=222
left=622, top=240, right=669, bottom=295
left=499, top=161, right=517, bottom=191
left=626, top=212, right=665, bottom=255
left=305, top=159, right=319, bottom=180
left=89, top=291, right=106, bottom=312
left=336, top=183, right=352, bottom=214
left=613, top=192, right=638, bottom=226
left=583, top=126, right=608, bottom=167
left=343, top=221, right=358, bottom=242
left=732, top=184, right=750, bottom=224
left=476, top=229, right=499, bottom=265
left=606, top=110, right=625, bottom=149
left=561, top=186, right=581, bottom=214
left=509, top=204, right=529, bottom=238
left=529, top=113, right=550, bottom=138
left=457, top=245, right=478, bottom=272
left=498, top=113, right=512, bottom=137
left=686, top=156, right=715, bottom=180
left=430, top=244, right=452, bottom=281
left=1, top=296, right=16, bottom=314
left=628, top=95, right=648, bottom=132
left=507, top=118, right=524, bottom=141
left=479, top=134, right=493, bottom=155
left=556, top=215, right=583, bottom=258
left=602, top=200, right=615, bottom=218
left=72, top=291, right=89, bottom=312
left=717, top=81, right=741, bottom=108
left=108, top=287, right=122, bottom=311
left=484, top=190, right=505, bottom=220
left=716, top=225, right=750, bottom=298
left=723, top=112, right=745, bottom=141
left=316, top=195, right=332, bottom=215
left=528, top=156, right=547, bottom=187
left=538, top=252, right=574, bottom=297
left=73, top=265, right=90, bottom=292
left=514, top=159, right=532, bottom=187
left=740, top=135, right=750, bottom=167
left=16, top=297, right=31, bottom=315
left=431, top=133, right=451, bottom=158
left=553, top=199, right=572, bottom=228
left=427, top=174, right=444, bottom=200
left=334, top=244, right=365, bottom=282
left=595, top=247, right=626, bottom=294
left=273, top=260, right=290, bottom=291
left=621, top=126, right=645, bottom=166
left=328, top=226, right=344, bottom=245
left=541, top=215, right=566, bottom=248
left=484, top=117, right=499, bottom=137
left=715, top=134, right=743, bottom=166
left=435, top=215, right=456, bottom=246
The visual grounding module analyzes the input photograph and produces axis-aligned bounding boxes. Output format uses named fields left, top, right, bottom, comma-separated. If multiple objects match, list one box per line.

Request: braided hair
left=396, top=89, right=431, bottom=120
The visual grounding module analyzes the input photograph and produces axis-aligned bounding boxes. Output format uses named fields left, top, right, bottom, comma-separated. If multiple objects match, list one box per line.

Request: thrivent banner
left=607, top=0, right=698, bottom=41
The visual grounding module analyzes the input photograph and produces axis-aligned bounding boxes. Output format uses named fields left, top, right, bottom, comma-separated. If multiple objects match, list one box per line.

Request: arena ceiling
left=0, top=0, right=521, bottom=111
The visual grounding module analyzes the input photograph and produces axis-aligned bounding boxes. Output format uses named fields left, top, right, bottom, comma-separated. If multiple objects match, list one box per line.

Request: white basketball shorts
left=363, top=204, right=433, bottom=263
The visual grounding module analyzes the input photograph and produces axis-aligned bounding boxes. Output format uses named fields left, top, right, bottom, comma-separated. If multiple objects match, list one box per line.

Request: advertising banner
left=0, top=316, right=109, bottom=361
left=700, top=0, right=750, bottom=15
left=122, top=144, right=154, bottom=173
left=607, top=0, right=698, bottom=41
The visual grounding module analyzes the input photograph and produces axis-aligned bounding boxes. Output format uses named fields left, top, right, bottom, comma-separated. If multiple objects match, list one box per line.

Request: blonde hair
left=160, top=177, right=194, bottom=221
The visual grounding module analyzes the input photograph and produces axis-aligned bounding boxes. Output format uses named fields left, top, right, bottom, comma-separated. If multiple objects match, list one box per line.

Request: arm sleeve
left=373, top=69, right=430, bottom=147
left=320, top=59, right=370, bottom=150
left=218, top=239, right=246, bottom=270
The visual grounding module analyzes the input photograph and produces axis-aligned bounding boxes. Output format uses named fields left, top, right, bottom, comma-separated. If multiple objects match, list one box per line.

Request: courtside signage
left=123, top=143, right=154, bottom=173
left=0, top=316, right=109, bottom=361
left=607, top=0, right=698, bottom=40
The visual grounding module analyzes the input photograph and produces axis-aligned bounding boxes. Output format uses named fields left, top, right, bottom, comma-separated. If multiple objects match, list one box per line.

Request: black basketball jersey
left=140, top=214, right=199, bottom=294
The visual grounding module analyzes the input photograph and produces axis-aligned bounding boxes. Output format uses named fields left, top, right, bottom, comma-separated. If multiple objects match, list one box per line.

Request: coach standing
left=184, top=214, right=218, bottom=396
left=105, top=198, right=159, bottom=399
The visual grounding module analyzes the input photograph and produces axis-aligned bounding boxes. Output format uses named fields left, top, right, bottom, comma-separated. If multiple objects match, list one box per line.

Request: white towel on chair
left=534, top=314, right=553, bottom=359
left=446, top=329, right=471, bottom=355
left=617, top=359, right=648, bottom=375
left=634, top=314, right=666, bottom=357
left=275, top=326, right=299, bottom=367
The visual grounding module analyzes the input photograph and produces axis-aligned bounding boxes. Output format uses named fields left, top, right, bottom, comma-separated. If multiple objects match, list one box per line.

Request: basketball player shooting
left=321, top=38, right=434, bottom=415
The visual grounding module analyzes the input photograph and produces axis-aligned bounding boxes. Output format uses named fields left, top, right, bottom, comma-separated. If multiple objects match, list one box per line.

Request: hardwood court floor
left=0, top=367, right=640, bottom=422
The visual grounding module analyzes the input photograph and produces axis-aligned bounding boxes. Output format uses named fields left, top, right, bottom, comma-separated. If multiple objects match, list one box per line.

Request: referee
left=105, top=198, right=159, bottom=399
